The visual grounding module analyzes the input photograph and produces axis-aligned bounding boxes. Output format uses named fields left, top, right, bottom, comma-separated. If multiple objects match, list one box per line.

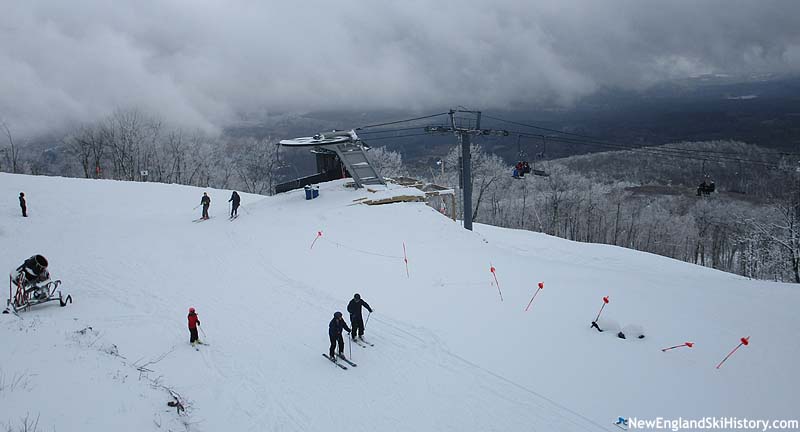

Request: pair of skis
left=192, top=341, right=209, bottom=351
left=322, top=353, right=356, bottom=370
left=323, top=338, right=374, bottom=370
left=353, top=337, right=374, bottom=348
left=191, top=215, right=239, bottom=223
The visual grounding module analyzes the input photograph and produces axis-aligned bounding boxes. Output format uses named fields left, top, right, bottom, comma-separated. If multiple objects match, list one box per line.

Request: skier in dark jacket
left=200, top=193, right=211, bottom=220
left=19, top=192, right=27, bottom=217
left=347, top=293, right=373, bottom=341
left=328, top=311, right=351, bottom=361
left=228, top=191, right=241, bottom=218
left=188, top=307, right=201, bottom=344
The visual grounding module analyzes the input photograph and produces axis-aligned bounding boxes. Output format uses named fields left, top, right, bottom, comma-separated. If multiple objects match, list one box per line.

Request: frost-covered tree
left=443, top=142, right=507, bottom=222
left=231, top=137, right=280, bottom=195
left=367, top=146, right=404, bottom=178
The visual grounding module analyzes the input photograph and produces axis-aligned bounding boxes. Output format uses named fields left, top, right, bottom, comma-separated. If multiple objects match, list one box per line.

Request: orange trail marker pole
left=594, top=296, right=610, bottom=322
left=525, top=282, right=544, bottom=311
left=310, top=231, right=322, bottom=250
left=489, top=265, right=503, bottom=301
left=661, top=342, right=694, bottom=352
left=716, top=337, right=750, bottom=369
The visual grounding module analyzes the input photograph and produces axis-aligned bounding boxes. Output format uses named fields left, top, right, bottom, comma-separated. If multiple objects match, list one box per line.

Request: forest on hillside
left=434, top=140, right=800, bottom=284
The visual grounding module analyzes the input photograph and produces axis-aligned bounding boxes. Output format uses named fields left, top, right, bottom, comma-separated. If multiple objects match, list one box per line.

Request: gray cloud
left=2, top=0, right=799, bottom=136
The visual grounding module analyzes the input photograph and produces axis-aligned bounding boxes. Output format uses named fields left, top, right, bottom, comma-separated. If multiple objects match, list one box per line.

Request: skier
left=188, top=307, right=201, bottom=345
left=228, top=191, right=241, bottom=218
left=347, top=293, right=373, bottom=341
left=328, top=311, right=351, bottom=362
left=200, top=192, right=211, bottom=220
left=19, top=192, right=27, bottom=217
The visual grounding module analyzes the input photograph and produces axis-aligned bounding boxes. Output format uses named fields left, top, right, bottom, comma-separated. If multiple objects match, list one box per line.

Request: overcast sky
left=2, top=0, right=799, bottom=136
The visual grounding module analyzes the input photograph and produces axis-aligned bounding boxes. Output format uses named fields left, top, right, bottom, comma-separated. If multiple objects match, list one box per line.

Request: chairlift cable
left=505, top=130, right=781, bottom=169
left=484, top=114, right=799, bottom=157
left=361, top=132, right=432, bottom=142
left=358, top=126, right=429, bottom=135
left=355, top=112, right=450, bottom=130
left=483, top=114, right=790, bottom=167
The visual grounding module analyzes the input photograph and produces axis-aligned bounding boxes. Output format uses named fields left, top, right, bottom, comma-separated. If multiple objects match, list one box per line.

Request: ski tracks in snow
left=342, top=315, right=611, bottom=432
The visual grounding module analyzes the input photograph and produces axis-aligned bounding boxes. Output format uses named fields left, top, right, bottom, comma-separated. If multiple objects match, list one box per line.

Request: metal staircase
left=332, top=141, right=385, bottom=188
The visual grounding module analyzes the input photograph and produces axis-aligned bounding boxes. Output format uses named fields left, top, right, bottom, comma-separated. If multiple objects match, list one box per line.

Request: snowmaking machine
left=3, top=254, right=72, bottom=314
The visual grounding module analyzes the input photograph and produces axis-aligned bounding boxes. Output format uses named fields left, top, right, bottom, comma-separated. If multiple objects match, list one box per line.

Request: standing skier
left=347, top=293, right=373, bottom=341
left=188, top=307, right=201, bottom=345
left=200, top=193, right=211, bottom=220
left=328, top=311, right=351, bottom=362
left=19, top=192, right=27, bottom=217
left=228, top=191, right=241, bottom=218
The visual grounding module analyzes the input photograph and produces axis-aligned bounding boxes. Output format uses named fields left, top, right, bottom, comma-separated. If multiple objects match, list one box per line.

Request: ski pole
left=192, top=204, right=200, bottom=210
left=365, top=311, right=371, bottom=328
left=199, top=326, right=207, bottom=340
left=348, top=331, right=352, bottom=360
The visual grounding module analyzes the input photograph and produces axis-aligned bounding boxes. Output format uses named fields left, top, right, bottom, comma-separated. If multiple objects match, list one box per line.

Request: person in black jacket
left=19, top=192, right=27, bottom=217
left=328, top=311, right=351, bottom=361
left=200, top=192, right=211, bottom=220
left=228, top=191, right=241, bottom=218
left=347, top=293, right=373, bottom=341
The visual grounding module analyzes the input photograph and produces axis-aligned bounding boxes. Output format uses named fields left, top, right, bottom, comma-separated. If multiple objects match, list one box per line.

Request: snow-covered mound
left=1, top=173, right=798, bottom=431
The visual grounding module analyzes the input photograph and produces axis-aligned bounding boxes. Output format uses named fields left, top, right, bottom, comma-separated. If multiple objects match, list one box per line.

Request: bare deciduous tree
left=232, top=137, right=280, bottom=195
left=1, top=119, right=20, bottom=173
left=65, top=124, right=107, bottom=178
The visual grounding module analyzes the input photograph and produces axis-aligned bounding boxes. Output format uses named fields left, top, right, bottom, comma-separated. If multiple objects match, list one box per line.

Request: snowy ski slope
left=0, top=173, right=798, bottom=431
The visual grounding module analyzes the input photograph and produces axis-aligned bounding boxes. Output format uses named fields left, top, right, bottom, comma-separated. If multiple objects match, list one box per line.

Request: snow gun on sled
left=3, top=254, right=72, bottom=314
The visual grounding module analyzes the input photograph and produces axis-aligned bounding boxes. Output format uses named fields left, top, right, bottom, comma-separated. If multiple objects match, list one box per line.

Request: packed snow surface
left=1, top=173, right=798, bottom=431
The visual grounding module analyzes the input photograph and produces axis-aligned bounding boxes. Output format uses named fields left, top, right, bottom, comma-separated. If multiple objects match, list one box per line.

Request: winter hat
left=334, top=311, right=342, bottom=318
left=20, top=192, right=24, bottom=197
left=189, top=307, right=195, bottom=313
left=354, top=293, right=361, bottom=300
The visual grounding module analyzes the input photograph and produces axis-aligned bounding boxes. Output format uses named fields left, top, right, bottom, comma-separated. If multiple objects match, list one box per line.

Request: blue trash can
left=304, top=186, right=313, bottom=200
left=312, top=186, right=319, bottom=199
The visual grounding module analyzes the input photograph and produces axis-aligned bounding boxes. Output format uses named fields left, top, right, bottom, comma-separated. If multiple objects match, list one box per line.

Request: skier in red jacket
left=188, top=307, right=201, bottom=345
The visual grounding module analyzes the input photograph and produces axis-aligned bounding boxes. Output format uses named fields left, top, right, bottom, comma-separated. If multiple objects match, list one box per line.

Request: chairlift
left=696, top=159, right=716, bottom=196
left=532, top=136, right=550, bottom=177
left=511, top=135, right=531, bottom=179
left=512, top=160, right=532, bottom=179
left=512, top=135, right=551, bottom=178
